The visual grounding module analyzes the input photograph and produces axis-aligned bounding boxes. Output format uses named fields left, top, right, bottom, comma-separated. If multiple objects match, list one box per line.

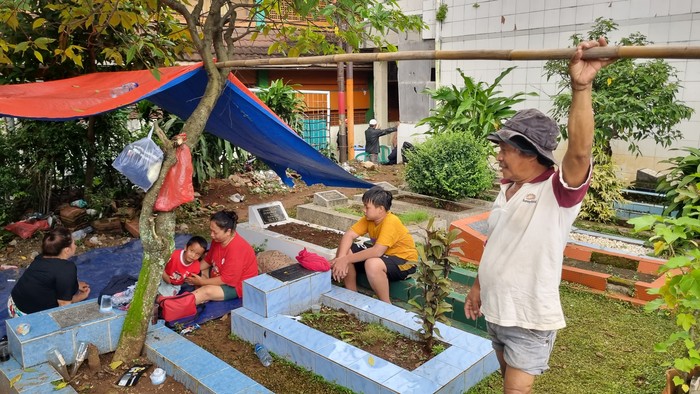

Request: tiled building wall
left=401, top=0, right=700, bottom=182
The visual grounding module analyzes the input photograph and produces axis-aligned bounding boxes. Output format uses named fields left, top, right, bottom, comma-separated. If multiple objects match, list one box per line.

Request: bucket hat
left=487, top=109, right=559, bottom=165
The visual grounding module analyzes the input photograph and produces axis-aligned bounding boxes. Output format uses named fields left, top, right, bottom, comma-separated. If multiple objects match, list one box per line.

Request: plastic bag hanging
left=111, top=125, right=164, bottom=191
left=155, top=141, right=195, bottom=212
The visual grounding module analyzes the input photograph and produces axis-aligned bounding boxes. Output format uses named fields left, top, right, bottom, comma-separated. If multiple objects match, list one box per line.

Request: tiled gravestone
left=313, top=190, right=348, bottom=208
left=373, top=181, right=399, bottom=195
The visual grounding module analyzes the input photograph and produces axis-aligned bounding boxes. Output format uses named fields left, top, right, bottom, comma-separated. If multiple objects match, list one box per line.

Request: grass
left=466, top=283, right=677, bottom=394
left=334, top=205, right=430, bottom=225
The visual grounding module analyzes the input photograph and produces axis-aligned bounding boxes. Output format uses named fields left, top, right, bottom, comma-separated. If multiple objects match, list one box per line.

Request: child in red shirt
left=157, top=236, right=207, bottom=297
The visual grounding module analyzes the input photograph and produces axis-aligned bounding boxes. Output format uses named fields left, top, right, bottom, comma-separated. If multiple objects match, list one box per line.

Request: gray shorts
left=487, top=322, right=557, bottom=376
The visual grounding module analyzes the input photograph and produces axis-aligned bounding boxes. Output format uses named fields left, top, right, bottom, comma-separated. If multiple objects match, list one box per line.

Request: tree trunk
left=112, top=72, right=227, bottom=363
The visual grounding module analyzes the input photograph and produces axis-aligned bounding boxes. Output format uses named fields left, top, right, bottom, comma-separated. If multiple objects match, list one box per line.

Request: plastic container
left=150, top=367, right=166, bottom=385
left=110, top=82, right=139, bottom=98
left=254, top=343, right=272, bottom=367
left=70, top=341, right=88, bottom=377
left=71, top=226, right=93, bottom=241
left=99, top=295, right=113, bottom=313
left=46, top=347, right=71, bottom=381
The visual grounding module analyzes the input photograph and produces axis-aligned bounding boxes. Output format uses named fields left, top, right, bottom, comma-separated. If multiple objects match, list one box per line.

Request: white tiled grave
left=233, top=273, right=498, bottom=394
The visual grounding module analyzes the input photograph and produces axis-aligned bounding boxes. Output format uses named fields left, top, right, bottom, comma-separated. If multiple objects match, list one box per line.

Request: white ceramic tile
left=650, top=0, right=670, bottom=16
left=592, top=2, right=613, bottom=19
left=559, top=6, right=576, bottom=26
left=502, top=0, right=517, bottom=14
left=611, top=0, right=630, bottom=20
left=516, top=0, right=530, bottom=14
left=545, top=0, right=561, bottom=9
left=575, top=4, right=594, bottom=24
left=670, top=0, right=692, bottom=15
left=514, top=12, right=530, bottom=30
left=629, top=0, right=651, bottom=19
left=669, top=20, right=692, bottom=42
left=530, top=0, right=545, bottom=11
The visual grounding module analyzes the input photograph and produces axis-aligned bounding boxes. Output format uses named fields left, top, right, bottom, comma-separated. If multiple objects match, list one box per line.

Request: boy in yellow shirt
left=330, top=186, right=418, bottom=303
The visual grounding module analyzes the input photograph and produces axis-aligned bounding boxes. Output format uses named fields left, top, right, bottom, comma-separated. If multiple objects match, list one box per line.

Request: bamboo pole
left=216, top=46, right=700, bottom=68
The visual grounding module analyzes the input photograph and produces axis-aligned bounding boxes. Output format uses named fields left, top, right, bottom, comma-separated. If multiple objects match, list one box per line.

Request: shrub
left=404, top=132, right=493, bottom=201
left=656, top=147, right=700, bottom=218
left=578, top=146, right=625, bottom=222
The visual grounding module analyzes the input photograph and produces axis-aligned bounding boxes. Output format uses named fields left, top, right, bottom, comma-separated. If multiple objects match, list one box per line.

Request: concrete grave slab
left=313, top=190, right=348, bottom=207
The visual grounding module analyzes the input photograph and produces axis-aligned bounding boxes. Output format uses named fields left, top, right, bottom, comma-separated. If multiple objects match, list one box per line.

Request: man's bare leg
left=365, top=258, right=390, bottom=303
left=503, top=365, right=535, bottom=394
left=343, top=263, right=358, bottom=291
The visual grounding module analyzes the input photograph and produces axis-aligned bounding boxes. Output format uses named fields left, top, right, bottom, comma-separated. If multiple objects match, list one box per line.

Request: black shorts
left=350, top=243, right=416, bottom=281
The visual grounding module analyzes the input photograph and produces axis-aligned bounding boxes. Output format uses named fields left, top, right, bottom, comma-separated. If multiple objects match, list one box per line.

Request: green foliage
left=435, top=4, right=448, bottom=23
left=404, top=132, right=494, bottom=201
left=656, top=147, right=700, bottom=218
left=577, top=146, right=626, bottom=223
left=252, top=240, right=269, bottom=254
left=255, top=80, right=306, bottom=136
left=408, top=218, right=463, bottom=350
left=630, top=203, right=700, bottom=388
left=0, top=0, right=191, bottom=82
left=255, top=0, right=426, bottom=56
left=544, top=17, right=693, bottom=155
left=0, top=111, right=133, bottom=222
left=417, top=67, right=535, bottom=141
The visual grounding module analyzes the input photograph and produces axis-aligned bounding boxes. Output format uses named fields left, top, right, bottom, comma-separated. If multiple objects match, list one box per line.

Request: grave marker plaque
left=248, top=201, right=290, bottom=228
left=258, top=205, right=286, bottom=225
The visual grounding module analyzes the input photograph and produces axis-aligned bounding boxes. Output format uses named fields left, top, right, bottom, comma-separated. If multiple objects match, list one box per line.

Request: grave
left=451, top=211, right=667, bottom=305
left=313, top=190, right=349, bottom=207
left=233, top=273, right=499, bottom=393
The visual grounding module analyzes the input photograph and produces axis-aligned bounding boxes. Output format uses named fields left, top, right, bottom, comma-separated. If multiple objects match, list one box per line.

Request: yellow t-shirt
left=351, top=212, right=418, bottom=263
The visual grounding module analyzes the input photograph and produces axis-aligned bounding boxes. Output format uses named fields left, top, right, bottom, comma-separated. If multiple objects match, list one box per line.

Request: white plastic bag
left=112, top=126, right=164, bottom=191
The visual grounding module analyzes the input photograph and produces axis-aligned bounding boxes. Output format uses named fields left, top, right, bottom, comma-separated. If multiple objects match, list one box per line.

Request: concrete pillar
left=373, top=61, right=389, bottom=126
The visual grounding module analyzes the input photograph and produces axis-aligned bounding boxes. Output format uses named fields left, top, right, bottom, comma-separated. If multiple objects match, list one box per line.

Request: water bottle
left=254, top=343, right=272, bottom=367
left=111, top=284, right=136, bottom=307
left=110, top=82, right=139, bottom=98
left=71, top=226, right=94, bottom=241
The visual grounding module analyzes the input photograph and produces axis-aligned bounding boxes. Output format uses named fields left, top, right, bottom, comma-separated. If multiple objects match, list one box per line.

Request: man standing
left=365, top=119, right=398, bottom=164
left=464, top=38, right=614, bottom=393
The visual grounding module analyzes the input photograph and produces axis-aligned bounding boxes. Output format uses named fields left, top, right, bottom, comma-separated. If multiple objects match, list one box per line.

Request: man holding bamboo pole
left=464, top=37, right=615, bottom=393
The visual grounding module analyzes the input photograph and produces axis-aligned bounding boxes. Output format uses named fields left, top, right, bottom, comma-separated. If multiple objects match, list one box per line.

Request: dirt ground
left=0, top=162, right=404, bottom=270
left=1, top=162, right=404, bottom=393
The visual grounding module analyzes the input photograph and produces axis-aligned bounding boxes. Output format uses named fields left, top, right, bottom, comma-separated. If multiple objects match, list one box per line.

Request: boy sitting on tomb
left=330, top=186, right=418, bottom=303
left=157, top=236, right=208, bottom=297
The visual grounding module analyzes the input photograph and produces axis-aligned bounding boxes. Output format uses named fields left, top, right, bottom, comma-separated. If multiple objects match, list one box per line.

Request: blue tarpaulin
left=0, top=64, right=372, bottom=188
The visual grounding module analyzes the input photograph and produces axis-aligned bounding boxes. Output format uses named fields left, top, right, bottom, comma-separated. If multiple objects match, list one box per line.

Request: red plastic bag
left=296, top=248, right=331, bottom=272
left=155, top=145, right=194, bottom=212
left=4, top=219, right=50, bottom=239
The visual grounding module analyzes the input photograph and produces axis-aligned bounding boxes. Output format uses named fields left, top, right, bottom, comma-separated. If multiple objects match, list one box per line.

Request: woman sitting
left=8, top=227, right=90, bottom=317
left=185, top=210, right=258, bottom=304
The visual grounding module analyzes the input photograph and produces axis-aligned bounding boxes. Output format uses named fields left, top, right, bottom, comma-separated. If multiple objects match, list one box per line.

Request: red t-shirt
left=164, top=250, right=201, bottom=285
left=204, top=232, right=258, bottom=298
